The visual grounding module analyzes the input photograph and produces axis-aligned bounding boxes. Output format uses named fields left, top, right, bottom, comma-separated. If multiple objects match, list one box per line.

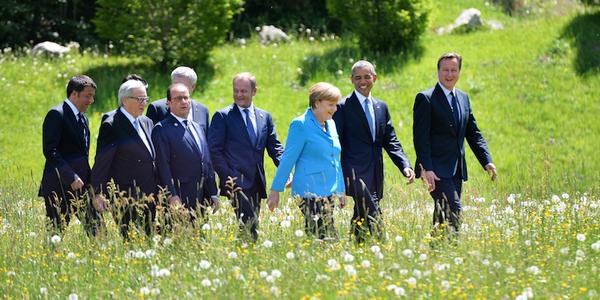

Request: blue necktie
left=243, top=108, right=257, bottom=146
left=183, top=120, right=202, bottom=154
left=77, top=113, right=87, bottom=147
left=364, top=98, right=375, bottom=141
left=450, top=91, right=461, bottom=129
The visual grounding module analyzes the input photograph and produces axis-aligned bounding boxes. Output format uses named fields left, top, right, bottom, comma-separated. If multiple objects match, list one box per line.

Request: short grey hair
left=233, top=72, right=257, bottom=90
left=351, top=60, right=376, bottom=76
left=118, top=79, right=146, bottom=105
left=171, top=66, right=197, bottom=84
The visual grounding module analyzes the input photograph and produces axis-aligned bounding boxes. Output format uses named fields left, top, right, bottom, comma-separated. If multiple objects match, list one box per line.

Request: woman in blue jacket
left=267, top=82, right=346, bottom=239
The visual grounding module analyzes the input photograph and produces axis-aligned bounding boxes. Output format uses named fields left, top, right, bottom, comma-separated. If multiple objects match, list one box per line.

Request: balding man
left=146, top=66, right=210, bottom=135
left=152, top=83, right=219, bottom=224
left=91, top=80, right=158, bottom=239
left=208, top=72, right=284, bottom=241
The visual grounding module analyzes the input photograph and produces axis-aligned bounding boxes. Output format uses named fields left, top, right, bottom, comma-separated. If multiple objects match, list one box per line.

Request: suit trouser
left=111, top=192, right=157, bottom=240
left=300, top=197, right=337, bottom=239
left=350, top=179, right=382, bottom=241
left=43, top=188, right=101, bottom=236
left=231, top=179, right=262, bottom=240
left=429, top=167, right=463, bottom=230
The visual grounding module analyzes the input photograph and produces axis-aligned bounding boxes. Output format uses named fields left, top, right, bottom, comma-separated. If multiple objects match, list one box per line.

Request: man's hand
left=267, top=190, right=280, bottom=212
left=92, top=194, right=109, bottom=213
left=423, top=171, right=441, bottom=192
left=339, top=194, right=346, bottom=209
left=485, top=163, right=497, bottom=181
left=70, top=177, right=84, bottom=191
left=168, top=195, right=182, bottom=207
left=403, top=167, right=416, bottom=184
left=211, top=196, right=220, bottom=214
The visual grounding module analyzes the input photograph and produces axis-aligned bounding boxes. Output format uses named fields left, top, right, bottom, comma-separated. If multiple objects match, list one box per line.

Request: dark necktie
left=243, top=108, right=257, bottom=146
left=183, top=120, right=202, bottom=154
left=77, top=113, right=87, bottom=148
left=364, top=98, right=375, bottom=141
left=450, top=91, right=461, bottom=128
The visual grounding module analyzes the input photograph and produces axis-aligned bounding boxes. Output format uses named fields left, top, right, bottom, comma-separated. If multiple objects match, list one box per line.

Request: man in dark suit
left=146, top=66, right=210, bottom=136
left=413, top=52, right=497, bottom=233
left=333, top=60, right=415, bottom=242
left=151, top=83, right=220, bottom=224
left=91, top=79, right=159, bottom=239
left=208, top=72, right=284, bottom=241
left=39, top=75, right=100, bottom=235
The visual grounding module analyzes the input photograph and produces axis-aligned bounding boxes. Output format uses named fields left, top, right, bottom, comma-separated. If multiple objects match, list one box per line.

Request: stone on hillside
left=452, top=8, right=483, bottom=32
left=32, top=41, right=79, bottom=56
left=258, top=25, right=290, bottom=44
left=487, top=20, right=504, bottom=30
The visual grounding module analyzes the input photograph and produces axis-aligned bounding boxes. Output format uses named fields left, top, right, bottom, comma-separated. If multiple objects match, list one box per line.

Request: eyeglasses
left=128, top=96, right=150, bottom=103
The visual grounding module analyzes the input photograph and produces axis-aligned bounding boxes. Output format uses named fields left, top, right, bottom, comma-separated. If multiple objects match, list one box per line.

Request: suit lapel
left=372, top=97, right=384, bottom=142
left=62, top=102, right=87, bottom=151
left=433, top=83, right=458, bottom=135
left=116, top=109, right=154, bottom=159
left=254, top=107, right=265, bottom=147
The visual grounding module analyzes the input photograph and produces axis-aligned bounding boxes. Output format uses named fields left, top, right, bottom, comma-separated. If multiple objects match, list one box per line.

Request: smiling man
left=39, top=75, right=100, bottom=235
left=413, top=52, right=497, bottom=235
left=333, top=60, right=415, bottom=243
left=208, top=72, right=284, bottom=242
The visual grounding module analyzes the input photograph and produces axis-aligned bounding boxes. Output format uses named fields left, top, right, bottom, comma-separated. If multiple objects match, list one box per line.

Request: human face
left=312, top=99, right=338, bottom=124
left=233, top=78, right=256, bottom=108
left=438, top=57, right=461, bottom=90
left=122, top=87, right=148, bottom=118
left=167, top=85, right=191, bottom=119
left=351, top=67, right=377, bottom=97
left=70, top=86, right=95, bottom=113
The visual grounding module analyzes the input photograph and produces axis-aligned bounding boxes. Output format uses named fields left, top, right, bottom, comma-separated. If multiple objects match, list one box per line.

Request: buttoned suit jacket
left=151, top=114, right=218, bottom=204
left=208, top=104, right=284, bottom=198
left=146, top=98, right=210, bottom=136
left=413, top=83, right=492, bottom=180
left=39, top=102, right=91, bottom=199
left=333, top=91, right=412, bottom=200
left=91, top=109, right=158, bottom=198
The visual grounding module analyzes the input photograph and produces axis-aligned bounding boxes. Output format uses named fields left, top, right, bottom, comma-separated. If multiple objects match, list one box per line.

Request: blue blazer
left=413, top=83, right=492, bottom=180
left=333, top=92, right=412, bottom=200
left=271, top=108, right=345, bottom=198
left=146, top=98, right=210, bottom=135
left=151, top=114, right=218, bottom=205
left=208, top=104, right=284, bottom=198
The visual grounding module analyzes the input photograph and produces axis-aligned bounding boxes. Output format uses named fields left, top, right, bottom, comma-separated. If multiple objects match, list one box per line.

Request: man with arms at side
left=91, top=80, right=159, bottom=239
left=208, top=72, right=284, bottom=242
left=151, top=83, right=220, bottom=225
left=333, top=60, right=415, bottom=243
left=39, top=75, right=101, bottom=235
left=146, top=66, right=210, bottom=135
left=413, top=52, right=497, bottom=234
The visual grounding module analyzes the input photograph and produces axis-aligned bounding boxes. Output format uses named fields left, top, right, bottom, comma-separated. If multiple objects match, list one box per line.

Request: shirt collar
left=170, top=112, right=188, bottom=125
left=119, top=107, right=137, bottom=125
left=64, top=99, right=81, bottom=119
left=237, top=103, right=255, bottom=116
left=354, top=90, right=371, bottom=105
left=438, top=82, right=455, bottom=97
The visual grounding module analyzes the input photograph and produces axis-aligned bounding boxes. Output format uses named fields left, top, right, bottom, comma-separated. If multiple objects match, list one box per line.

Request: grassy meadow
left=0, top=1, right=599, bottom=298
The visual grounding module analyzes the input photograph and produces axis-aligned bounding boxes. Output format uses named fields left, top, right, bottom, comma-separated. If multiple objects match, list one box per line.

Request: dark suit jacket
left=333, top=91, right=412, bottom=200
left=208, top=104, right=284, bottom=198
left=146, top=98, right=210, bottom=135
left=39, top=101, right=90, bottom=198
left=151, top=114, right=218, bottom=204
left=91, top=108, right=158, bottom=198
left=413, top=83, right=492, bottom=180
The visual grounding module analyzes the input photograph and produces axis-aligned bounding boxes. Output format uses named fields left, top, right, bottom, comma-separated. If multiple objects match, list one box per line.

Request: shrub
left=0, top=0, right=97, bottom=50
left=326, top=0, right=430, bottom=52
left=94, top=0, right=243, bottom=70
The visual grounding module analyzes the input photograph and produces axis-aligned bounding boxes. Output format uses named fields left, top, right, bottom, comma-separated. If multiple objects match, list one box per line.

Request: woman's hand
left=267, top=190, right=280, bottom=212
